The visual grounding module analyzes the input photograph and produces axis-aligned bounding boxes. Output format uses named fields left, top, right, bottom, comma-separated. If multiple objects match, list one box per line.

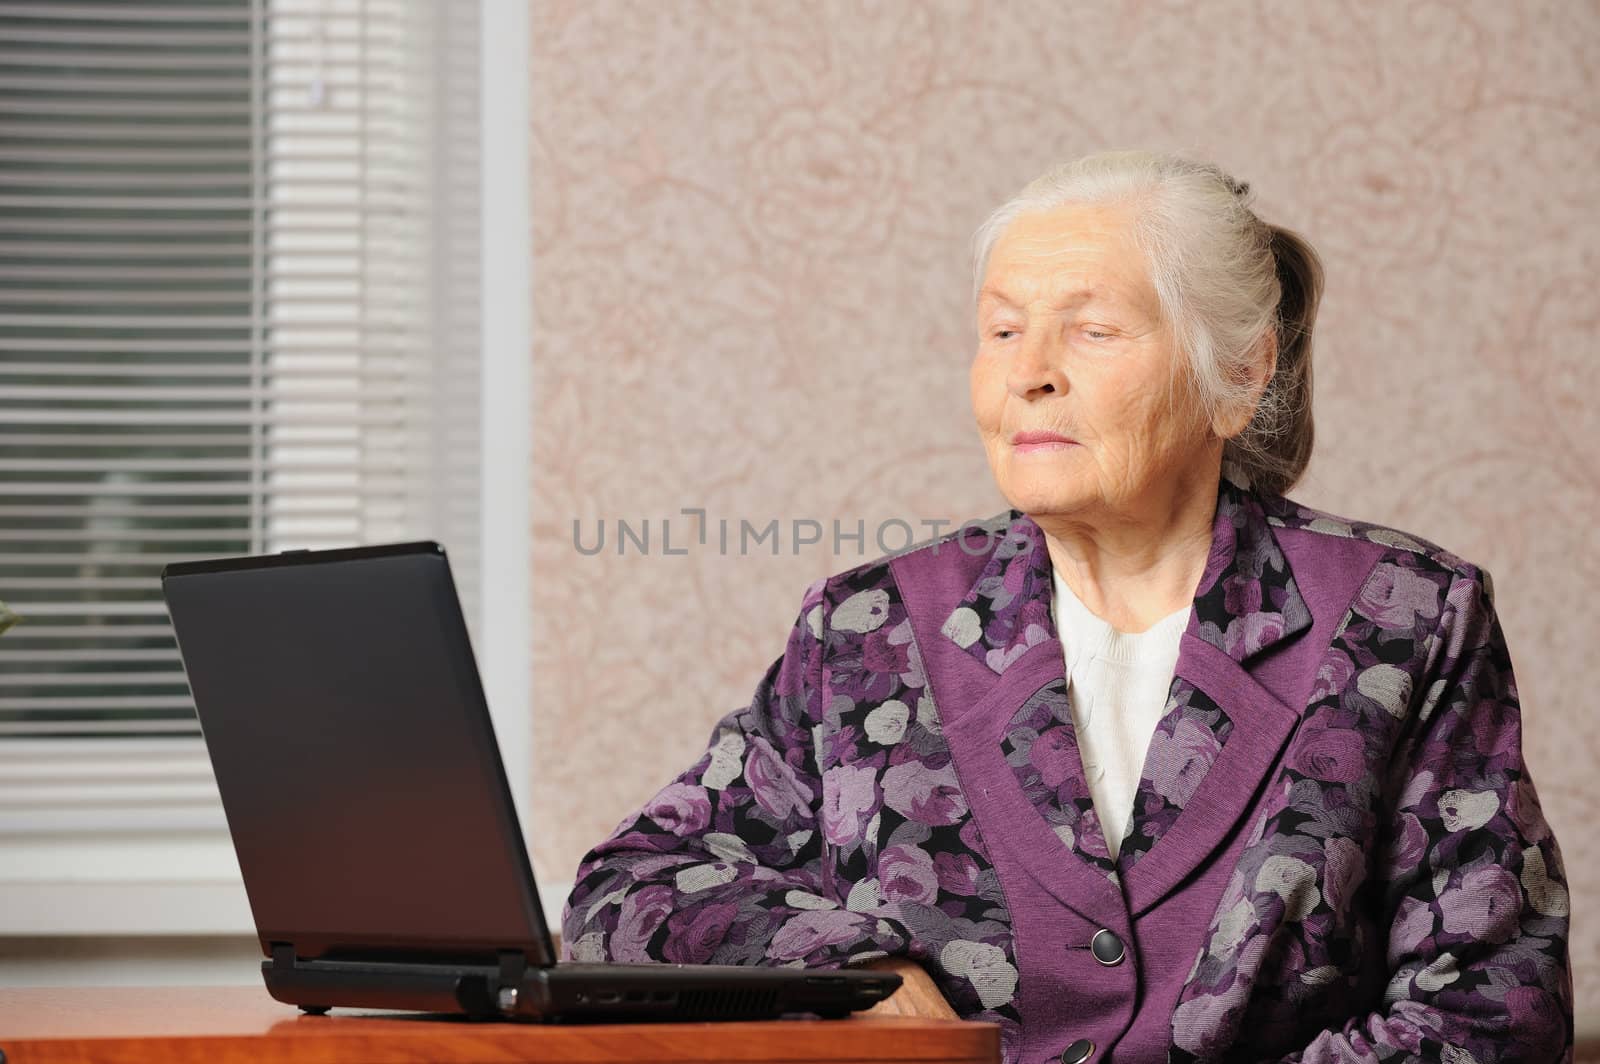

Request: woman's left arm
left=1282, top=567, right=1574, bottom=1062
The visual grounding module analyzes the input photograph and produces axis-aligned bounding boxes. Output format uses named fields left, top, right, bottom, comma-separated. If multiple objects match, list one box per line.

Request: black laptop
left=160, top=541, right=898, bottom=1021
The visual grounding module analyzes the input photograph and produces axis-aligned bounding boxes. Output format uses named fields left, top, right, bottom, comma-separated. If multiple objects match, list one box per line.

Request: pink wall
left=529, top=0, right=1598, bottom=1029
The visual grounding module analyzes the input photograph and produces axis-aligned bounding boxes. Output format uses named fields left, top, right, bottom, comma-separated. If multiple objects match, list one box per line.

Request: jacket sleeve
left=559, top=576, right=908, bottom=967
left=1284, top=567, right=1574, bottom=1063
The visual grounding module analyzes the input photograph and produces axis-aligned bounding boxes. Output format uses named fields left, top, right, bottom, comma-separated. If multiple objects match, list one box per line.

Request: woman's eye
left=992, top=329, right=1018, bottom=341
left=1084, top=328, right=1114, bottom=341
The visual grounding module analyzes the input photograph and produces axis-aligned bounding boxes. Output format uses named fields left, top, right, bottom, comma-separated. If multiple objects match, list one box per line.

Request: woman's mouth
left=1011, top=430, right=1077, bottom=453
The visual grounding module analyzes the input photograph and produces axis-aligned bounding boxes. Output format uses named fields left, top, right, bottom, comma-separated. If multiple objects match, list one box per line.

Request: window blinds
left=0, top=0, right=481, bottom=830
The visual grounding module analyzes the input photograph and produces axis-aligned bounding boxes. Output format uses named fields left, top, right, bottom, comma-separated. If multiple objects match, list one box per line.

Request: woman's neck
left=1033, top=465, right=1221, bottom=634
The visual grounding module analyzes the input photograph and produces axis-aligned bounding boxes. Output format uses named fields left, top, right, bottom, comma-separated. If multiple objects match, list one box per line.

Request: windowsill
left=0, top=880, right=253, bottom=937
left=0, top=878, right=571, bottom=940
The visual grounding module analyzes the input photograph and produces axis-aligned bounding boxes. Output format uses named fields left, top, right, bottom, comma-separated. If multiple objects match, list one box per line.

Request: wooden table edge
left=0, top=986, right=1002, bottom=1064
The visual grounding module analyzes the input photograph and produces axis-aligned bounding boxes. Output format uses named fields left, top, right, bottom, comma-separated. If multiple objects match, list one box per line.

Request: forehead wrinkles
left=984, top=251, right=1149, bottom=315
left=985, top=215, right=1152, bottom=312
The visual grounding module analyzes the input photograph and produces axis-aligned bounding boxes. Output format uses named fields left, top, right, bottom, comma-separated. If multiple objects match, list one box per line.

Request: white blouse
left=1049, top=567, right=1190, bottom=862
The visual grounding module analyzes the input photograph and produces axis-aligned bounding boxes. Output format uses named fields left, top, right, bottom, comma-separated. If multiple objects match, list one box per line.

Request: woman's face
left=971, top=202, right=1223, bottom=522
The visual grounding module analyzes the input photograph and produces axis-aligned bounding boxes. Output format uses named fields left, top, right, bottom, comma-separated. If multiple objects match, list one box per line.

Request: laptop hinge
left=496, top=950, right=526, bottom=990
left=270, top=942, right=296, bottom=971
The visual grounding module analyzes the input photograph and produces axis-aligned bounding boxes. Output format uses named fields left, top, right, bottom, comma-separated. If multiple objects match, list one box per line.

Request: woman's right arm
left=560, top=577, right=909, bottom=969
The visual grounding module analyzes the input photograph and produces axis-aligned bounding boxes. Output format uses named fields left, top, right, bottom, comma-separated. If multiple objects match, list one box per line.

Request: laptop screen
left=162, top=543, right=553, bottom=965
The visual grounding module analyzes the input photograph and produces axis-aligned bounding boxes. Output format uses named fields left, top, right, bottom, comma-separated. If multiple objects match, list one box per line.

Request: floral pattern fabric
left=999, top=677, right=1115, bottom=875
left=562, top=476, right=1572, bottom=1063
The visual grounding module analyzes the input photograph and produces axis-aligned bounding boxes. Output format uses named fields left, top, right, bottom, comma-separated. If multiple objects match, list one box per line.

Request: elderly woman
left=560, top=151, right=1573, bottom=1063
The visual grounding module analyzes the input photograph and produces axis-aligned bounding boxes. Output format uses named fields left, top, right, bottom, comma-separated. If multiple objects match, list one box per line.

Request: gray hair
left=970, top=150, right=1324, bottom=497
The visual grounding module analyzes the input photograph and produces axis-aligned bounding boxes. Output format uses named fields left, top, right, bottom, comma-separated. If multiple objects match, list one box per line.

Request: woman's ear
left=1213, top=332, right=1279, bottom=440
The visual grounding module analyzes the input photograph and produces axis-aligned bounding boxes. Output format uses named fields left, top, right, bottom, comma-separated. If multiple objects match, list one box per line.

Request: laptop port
left=594, top=990, right=621, bottom=1004
left=624, top=990, right=646, bottom=1003
left=651, top=990, right=676, bottom=1003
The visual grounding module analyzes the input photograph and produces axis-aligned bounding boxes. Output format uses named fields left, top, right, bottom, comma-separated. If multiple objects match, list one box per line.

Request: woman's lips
left=1011, top=431, right=1077, bottom=453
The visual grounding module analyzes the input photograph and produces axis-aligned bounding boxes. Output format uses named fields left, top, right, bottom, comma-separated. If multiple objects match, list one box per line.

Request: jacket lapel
left=902, top=513, right=1124, bottom=927
left=937, top=516, right=1057, bottom=677
left=1117, top=476, right=1312, bottom=913
left=918, top=475, right=1312, bottom=918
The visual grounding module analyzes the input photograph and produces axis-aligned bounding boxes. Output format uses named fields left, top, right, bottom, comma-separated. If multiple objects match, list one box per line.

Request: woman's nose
left=1006, top=332, right=1067, bottom=399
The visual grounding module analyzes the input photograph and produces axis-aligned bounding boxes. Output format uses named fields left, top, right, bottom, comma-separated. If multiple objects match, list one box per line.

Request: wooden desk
left=0, top=986, right=1000, bottom=1063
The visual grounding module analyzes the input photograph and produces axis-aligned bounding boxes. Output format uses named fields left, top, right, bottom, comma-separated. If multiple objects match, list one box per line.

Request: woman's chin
left=998, top=477, right=1097, bottom=519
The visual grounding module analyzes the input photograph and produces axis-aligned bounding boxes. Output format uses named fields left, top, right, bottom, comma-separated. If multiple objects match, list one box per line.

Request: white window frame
left=0, top=0, right=533, bottom=938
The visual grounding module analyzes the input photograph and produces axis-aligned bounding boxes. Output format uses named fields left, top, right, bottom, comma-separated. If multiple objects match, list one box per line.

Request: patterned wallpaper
left=527, top=0, right=1599, bottom=1028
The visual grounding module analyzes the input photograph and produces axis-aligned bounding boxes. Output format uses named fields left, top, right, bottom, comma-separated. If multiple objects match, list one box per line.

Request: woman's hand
left=857, top=956, right=959, bottom=1020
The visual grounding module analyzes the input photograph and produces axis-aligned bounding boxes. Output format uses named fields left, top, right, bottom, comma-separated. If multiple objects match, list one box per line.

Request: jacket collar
left=938, top=472, right=1313, bottom=675
left=919, top=473, right=1313, bottom=925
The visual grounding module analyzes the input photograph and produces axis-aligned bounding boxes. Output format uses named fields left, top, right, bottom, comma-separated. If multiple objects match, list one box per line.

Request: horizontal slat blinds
left=0, top=0, right=257, bottom=745
left=0, top=0, right=481, bottom=830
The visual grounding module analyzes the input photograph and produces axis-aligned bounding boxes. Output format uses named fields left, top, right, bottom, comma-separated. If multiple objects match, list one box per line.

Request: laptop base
left=265, top=951, right=901, bottom=1022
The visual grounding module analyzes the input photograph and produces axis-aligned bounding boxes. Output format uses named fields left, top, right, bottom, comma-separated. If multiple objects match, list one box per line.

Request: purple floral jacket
left=561, top=475, right=1573, bottom=1063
